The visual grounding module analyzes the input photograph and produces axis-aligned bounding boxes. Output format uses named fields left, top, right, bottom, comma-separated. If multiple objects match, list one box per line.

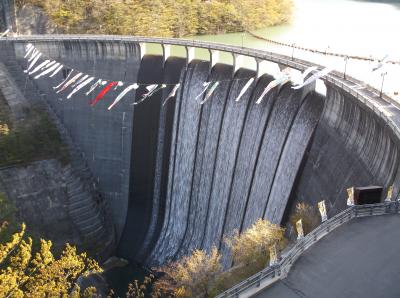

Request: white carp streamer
left=108, top=83, right=139, bottom=110
left=56, top=73, right=83, bottom=93
left=292, top=67, right=332, bottom=90
left=34, top=63, right=61, bottom=79
left=372, top=54, right=389, bottom=72
left=29, top=60, right=54, bottom=76
left=162, top=84, right=180, bottom=106
left=72, top=74, right=89, bottom=88
left=200, top=81, right=219, bottom=105
left=195, top=82, right=211, bottom=101
left=133, top=84, right=166, bottom=105
left=67, top=77, right=95, bottom=99
left=28, top=59, right=50, bottom=75
left=24, top=52, right=42, bottom=73
left=86, top=79, right=105, bottom=96
left=49, top=64, right=63, bottom=78
left=24, top=45, right=35, bottom=58
left=235, top=78, right=254, bottom=102
left=256, top=75, right=290, bottom=104
left=27, top=49, right=39, bottom=62
left=0, top=29, right=10, bottom=37
left=53, top=69, right=74, bottom=89
left=290, top=66, right=318, bottom=86
left=302, top=66, right=318, bottom=79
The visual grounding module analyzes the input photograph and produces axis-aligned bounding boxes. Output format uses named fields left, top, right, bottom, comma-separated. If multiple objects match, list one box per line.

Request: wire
left=23, top=44, right=279, bottom=86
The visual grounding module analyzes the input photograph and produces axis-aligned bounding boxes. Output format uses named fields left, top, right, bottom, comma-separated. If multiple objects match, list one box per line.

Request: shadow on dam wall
left=2, top=40, right=400, bottom=267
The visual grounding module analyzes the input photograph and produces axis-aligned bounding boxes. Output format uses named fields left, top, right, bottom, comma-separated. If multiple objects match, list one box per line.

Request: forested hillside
left=15, top=0, right=293, bottom=37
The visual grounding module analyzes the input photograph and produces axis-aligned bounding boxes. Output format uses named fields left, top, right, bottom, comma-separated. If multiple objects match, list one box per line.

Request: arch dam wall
left=0, top=37, right=399, bottom=267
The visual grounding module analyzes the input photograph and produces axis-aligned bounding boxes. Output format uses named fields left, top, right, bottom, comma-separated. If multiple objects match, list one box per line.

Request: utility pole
left=344, top=56, right=349, bottom=80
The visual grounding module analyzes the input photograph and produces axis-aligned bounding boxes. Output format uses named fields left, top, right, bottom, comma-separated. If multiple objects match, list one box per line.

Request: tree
left=15, top=0, right=293, bottom=37
left=0, top=223, right=102, bottom=297
left=225, top=219, right=286, bottom=266
left=152, top=247, right=222, bottom=297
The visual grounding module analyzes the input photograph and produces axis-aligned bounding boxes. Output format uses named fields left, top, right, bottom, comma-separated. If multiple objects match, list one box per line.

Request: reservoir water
left=195, top=0, right=400, bottom=59
left=190, top=0, right=400, bottom=98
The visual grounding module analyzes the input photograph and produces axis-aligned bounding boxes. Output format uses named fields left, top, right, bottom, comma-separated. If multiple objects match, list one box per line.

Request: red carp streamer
left=90, top=82, right=118, bottom=106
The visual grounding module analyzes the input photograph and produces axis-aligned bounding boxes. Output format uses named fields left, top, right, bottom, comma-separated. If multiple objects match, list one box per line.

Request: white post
left=318, top=200, right=328, bottom=222
left=385, top=185, right=393, bottom=202
left=269, top=244, right=279, bottom=266
left=139, top=43, right=146, bottom=60
left=296, top=219, right=304, bottom=239
left=347, top=187, right=355, bottom=206
left=162, top=44, right=171, bottom=63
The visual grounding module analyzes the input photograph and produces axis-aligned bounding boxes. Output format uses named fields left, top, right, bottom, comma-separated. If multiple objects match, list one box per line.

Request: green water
left=145, top=0, right=400, bottom=62
left=175, top=0, right=400, bottom=95
left=195, top=0, right=400, bottom=59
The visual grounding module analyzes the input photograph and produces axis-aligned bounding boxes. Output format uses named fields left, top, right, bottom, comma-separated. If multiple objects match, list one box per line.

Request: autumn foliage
left=290, top=202, right=320, bottom=235
left=16, top=0, right=293, bottom=37
left=153, top=219, right=286, bottom=297
left=0, top=223, right=102, bottom=297
left=225, top=219, right=286, bottom=266
left=153, top=247, right=222, bottom=297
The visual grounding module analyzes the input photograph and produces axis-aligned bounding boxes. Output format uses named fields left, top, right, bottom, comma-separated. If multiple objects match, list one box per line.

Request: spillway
left=0, top=37, right=398, bottom=267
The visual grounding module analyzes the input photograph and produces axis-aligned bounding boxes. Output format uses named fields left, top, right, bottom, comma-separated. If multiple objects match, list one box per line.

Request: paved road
left=253, top=215, right=400, bottom=298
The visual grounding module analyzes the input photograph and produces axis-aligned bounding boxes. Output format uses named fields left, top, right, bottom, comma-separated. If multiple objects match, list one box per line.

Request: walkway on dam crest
left=253, top=214, right=400, bottom=298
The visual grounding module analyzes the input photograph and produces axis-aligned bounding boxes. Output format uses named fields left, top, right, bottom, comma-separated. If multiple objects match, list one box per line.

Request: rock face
left=0, top=160, right=87, bottom=252
left=0, top=39, right=399, bottom=268
left=0, top=45, right=115, bottom=259
left=0, top=2, right=54, bottom=34
left=0, top=62, right=28, bottom=121
left=0, top=0, right=14, bottom=32
left=15, top=5, right=56, bottom=35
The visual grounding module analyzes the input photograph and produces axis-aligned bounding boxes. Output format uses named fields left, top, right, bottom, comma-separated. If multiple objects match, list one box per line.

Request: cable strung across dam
left=1, top=36, right=400, bottom=271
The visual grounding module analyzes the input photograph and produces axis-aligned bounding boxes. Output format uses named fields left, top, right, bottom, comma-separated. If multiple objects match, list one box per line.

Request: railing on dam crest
left=216, top=201, right=400, bottom=298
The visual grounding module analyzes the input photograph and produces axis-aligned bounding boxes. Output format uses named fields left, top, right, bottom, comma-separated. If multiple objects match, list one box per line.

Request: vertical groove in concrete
left=118, top=55, right=164, bottom=261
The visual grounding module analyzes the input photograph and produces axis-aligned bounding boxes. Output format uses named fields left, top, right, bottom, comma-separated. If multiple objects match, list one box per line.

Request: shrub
left=152, top=247, right=222, bottom=297
left=0, top=223, right=101, bottom=297
left=290, top=202, right=320, bottom=236
left=225, top=219, right=286, bottom=267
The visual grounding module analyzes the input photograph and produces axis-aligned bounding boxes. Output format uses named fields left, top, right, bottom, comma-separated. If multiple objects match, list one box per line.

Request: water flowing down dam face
left=4, top=40, right=400, bottom=267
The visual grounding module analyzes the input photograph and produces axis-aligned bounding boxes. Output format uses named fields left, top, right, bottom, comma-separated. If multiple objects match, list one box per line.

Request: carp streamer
left=235, top=78, right=254, bottom=102
left=108, top=83, right=139, bottom=110
left=292, top=67, right=332, bottom=90
left=200, top=81, right=219, bottom=105
left=256, top=75, right=290, bottom=104
left=90, top=81, right=119, bottom=106
left=162, top=84, right=180, bottom=106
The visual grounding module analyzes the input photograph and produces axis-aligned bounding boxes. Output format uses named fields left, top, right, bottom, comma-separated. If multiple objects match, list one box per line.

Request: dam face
left=1, top=39, right=399, bottom=266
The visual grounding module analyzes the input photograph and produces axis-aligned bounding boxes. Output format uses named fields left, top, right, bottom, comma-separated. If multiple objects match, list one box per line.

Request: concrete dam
left=0, top=36, right=399, bottom=267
